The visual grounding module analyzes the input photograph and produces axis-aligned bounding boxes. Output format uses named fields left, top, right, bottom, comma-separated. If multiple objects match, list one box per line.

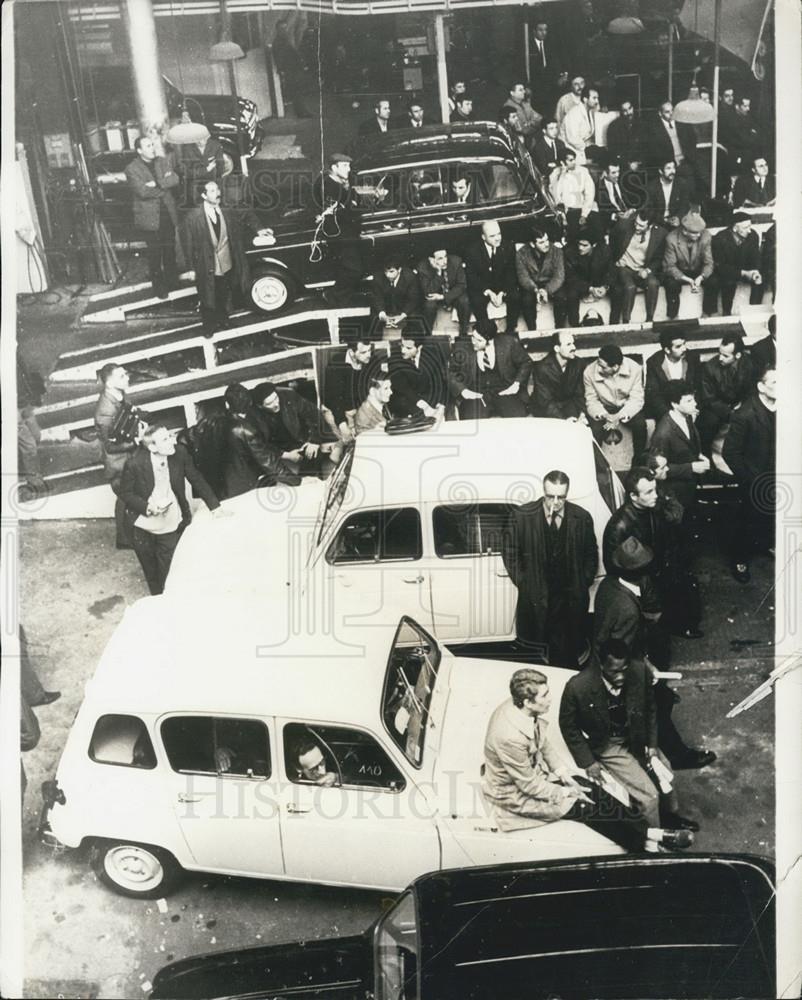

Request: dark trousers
left=564, top=775, right=648, bottom=851
left=696, top=406, right=729, bottom=457
left=201, top=273, right=232, bottom=333
left=458, top=393, right=528, bottom=420
left=589, top=410, right=648, bottom=461
left=141, top=210, right=178, bottom=295
left=515, top=593, right=586, bottom=668
left=468, top=287, right=521, bottom=334
left=610, top=268, right=661, bottom=323
left=731, top=481, right=774, bottom=566
left=564, top=277, right=603, bottom=328
left=329, top=238, right=363, bottom=305
left=20, top=626, right=47, bottom=705
left=663, top=269, right=718, bottom=319
left=423, top=295, right=471, bottom=336
left=520, top=287, right=568, bottom=331
left=109, top=473, right=133, bottom=548
left=132, top=525, right=181, bottom=595
left=718, top=279, right=764, bottom=316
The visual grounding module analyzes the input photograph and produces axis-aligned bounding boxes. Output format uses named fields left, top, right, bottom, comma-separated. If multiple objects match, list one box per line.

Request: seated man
left=644, top=328, right=700, bottom=422
left=549, top=150, right=596, bottom=242
left=450, top=94, right=475, bottom=124
left=662, top=211, right=717, bottom=320
left=447, top=320, right=531, bottom=420
left=370, top=255, right=421, bottom=338
left=559, top=638, right=696, bottom=841
left=595, top=159, right=636, bottom=231
left=531, top=330, right=586, bottom=420
left=515, top=226, right=567, bottom=330
left=563, top=222, right=610, bottom=328
left=711, top=212, right=765, bottom=316
left=417, top=247, right=471, bottom=336
left=463, top=220, right=521, bottom=333
left=696, top=334, right=754, bottom=456
left=322, top=336, right=386, bottom=442
left=502, top=81, right=543, bottom=148
left=646, top=159, right=693, bottom=230
left=292, top=738, right=338, bottom=787
left=649, top=381, right=710, bottom=512
left=608, top=212, right=667, bottom=325
left=448, top=173, right=481, bottom=207
left=222, top=383, right=300, bottom=498
left=583, top=344, right=646, bottom=457
left=251, top=381, right=335, bottom=477
left=389, top=332, right=447, bottom=419
left=354, top=375, right=393, bottom=435
left=732, top=155, right=775, bottom=208
left=532, top=119, right=567, bottom=176
left=483, top=667, right=687, bottom=851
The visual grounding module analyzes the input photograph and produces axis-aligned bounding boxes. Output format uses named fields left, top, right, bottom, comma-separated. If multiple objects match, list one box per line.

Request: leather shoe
left=732, top=562, right=751, bottom=584
left=31, top=690, right=61, bottom=706
left=657, top=828, right=694, bottom=850
left=672, top=748, right=717, bottom=770
left=662, top=812, right=700, bottom=833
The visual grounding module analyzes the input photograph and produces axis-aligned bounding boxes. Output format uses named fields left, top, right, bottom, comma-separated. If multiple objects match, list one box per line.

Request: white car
left=166, top=417, right=624, bottom=644
left=41, top=603, right=621, bottom=898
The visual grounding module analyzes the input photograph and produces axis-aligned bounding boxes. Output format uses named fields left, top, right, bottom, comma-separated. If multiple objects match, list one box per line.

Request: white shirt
left=659, top=178, right=675, bottom=217
left=664, top=356, right=684, bottom=380
left=618, top=577, right=642, bottom=598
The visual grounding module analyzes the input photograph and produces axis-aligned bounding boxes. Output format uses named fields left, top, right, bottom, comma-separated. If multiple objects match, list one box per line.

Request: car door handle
left=286, top=803, right=312, bottom=814
left=496, top=571, right=510, bottom=578
left=177, top=793, right=203, bottom=803
left=403, top=574, right=425, bottom=584
left=381, top=221, right=405, bottom=231
left=446, top=213, right=468, bottom=223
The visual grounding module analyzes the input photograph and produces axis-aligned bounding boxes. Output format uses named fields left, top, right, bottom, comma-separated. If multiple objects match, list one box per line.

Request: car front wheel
left=91, top=840, right=183, bottom=898
left=250, top=267, right=297, bottom=313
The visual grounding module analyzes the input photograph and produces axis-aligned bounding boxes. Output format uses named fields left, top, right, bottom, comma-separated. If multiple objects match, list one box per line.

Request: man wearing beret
left=711, top=213, right=765, bottom=316
left=662, top=211, right=717, bottom=319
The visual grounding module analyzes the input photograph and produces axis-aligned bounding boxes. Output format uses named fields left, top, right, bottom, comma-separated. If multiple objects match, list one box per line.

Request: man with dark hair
left=555, top=75, right=585, bottom=127
left=322, top=337, right=385, bottom=441
left=125, top=136, right=180, bottom=298
left=354, top=375, right=393, bottom=434
left=464, top=220, right=522, bottom=333
left=483, top=666, right=678, bottom=850
left=502, top=82, right=543, bottom=146
left=662, top=211, right=717, bottom=320
left=252, top=382, right=332, bottom=477
left=450, top=94, right=475, bottom=123
left=398, top=100, right=425, bottom=130
left=370, top=255, right=421, bottom=338
left=645, top=102, right=696, bottom=174
left=644, top=330, right=700, bottom=421
left=532, top=119, right=567, bottom=176
left=389, top=331, right=447, bottom=419
left=120, top=423, right=224, bottom=594
left=583, top=344, right=646, bottom=457
left=559, top=638, right=697, bottom=837
left=502, top=469, right=597, bottom=667
left=560, top=86, right=600, bottom=164
left=646, top=159, right=693, bottom=230
left=722, top=364, right=776, bottom=583
left=595, top=160, right=635, bottom=231
left=605, top=100, right=645, bottom=170
left=732, top=156, right=775, bottom=208
left=417, top=248, right=471, bottom=336
left=750, top=314, right=776, bottom=374
left=447, top=321, right=531, bottom=419
left=516, top=226, right=567, bottom=329
left=563, top=222, right=610, bottom=327
left=358, top=98, right=391, bottom=136
left=608, top=211, right=668, bottom=324
left=531, top=330, right=586, bottom=420
left=711, top=212, right=765, bottom=316
left=648, top=381, right=709, bottom=511
left=293, top=739, right=338, bottom=786
left=696, top=334, right=754, bottom=455
left=449, top=174, right=478, bottom=206
left=549, top=149, right=596, bottom=242
left=222, top=383, right=300, bottom=497
left=311, top=152, right=366, bottom=306
left=725, top=96, right=763, bottom=173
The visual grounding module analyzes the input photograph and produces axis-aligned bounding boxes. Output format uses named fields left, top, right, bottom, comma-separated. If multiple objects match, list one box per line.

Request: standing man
left=502, top=82, right=543, bottom=148
left=646, top=102, right=696, bottom=176
left=711, top=212, right=764, bottom=316
left=644, top=329, right=700, bottom=422
left=369, top=255, right=421, bottom=339
left=417, top=247, right=471, bottom=337
left=648, top=381, right=710, bottom=511
left=549, top=150, right=596, bottom=242
left=646, top=159, right=693, bottom=230
left=583, top=344, right=646, bottom=458
left=120, top=423, right=225, bottom=595
left=516, top=226, right=567, bottom=330
left=312, top=152, right=366, bottom=306
left=662, top=212, right=717, bottom=320
left=606, top=100, right=645, bottom=170
left=358, top=98, right=391, bottom=136
left=502, top=469, right=598, bottom=667
left=447, top=321, right=531, bottom=419
left=531, top=330, right=586, bottom=420
left=450, top=94, right=475, bottom=124
left=608, top=211, right=667, bottom=325
left=94, top=363, right=144, bottom=549
left=463, top=220, right=522, bottom=334
left=559, top=86, right=600, bottom=165
left=722, top=365, right=776, bottom=584
left=125, top=136, right=180, bottom=298
left=528, top=22, right=557, bottom=109
left=185, top=180, right=250, bottom=336
left=696, top=334, right=754, bottom=456
left=175, top=129, right=227, bottom=203
left=555, top=75, right=585, bottom=127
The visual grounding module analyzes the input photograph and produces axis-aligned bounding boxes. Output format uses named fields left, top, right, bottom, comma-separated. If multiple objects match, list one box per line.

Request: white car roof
left=343, top=418, right=599, bottom=513
left=86, top=595, right=403, bottom=724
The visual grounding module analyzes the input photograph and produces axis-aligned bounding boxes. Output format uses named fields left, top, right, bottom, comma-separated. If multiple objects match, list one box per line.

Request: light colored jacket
left=549, top=164, right=596, bottom=215
left=663, top=229, right=714, bottom=282
left=560, top=102, right=595, bottom=161
left=482, top=699, right=574, bottom=831
left=583, top=356, right=644, bottom=421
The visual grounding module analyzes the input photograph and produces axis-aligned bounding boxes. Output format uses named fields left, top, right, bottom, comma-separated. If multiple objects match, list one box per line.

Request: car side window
left=407, top=166, right=444, bottom=209
left=481, top=162, right=524, bottom=201
left=353, top=169, right=403, bottom=214
left=326, top=508, right=422, bottom=564
left=433, top=503, right=516, bottom=557
left=160, top=716, right=271, bottom=778
left=89, top=714, right=156, bottom=769
left=283, top=723, right=405, bottom=792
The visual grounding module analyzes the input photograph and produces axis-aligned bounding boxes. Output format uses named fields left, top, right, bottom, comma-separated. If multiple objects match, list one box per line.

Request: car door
left=278, top=721, right=440, bottom=890
left=352, top=166, right=410, bottom=266
left=159, top=714, right=285, bottom=878
left=423, top=501, right=518, bottom=642
left=318, top=506, right=435, bottom=632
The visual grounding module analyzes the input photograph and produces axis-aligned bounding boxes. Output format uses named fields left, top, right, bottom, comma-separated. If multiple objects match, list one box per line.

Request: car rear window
left=433, top=503, right=515, bottom=557
left=89, top=714, right=156, bottom=769
left=326, top=508, right=422, bottom=564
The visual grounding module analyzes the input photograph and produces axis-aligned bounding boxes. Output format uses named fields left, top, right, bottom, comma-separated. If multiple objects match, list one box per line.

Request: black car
left=247, top=122, right=555, bottom=314
left=150, top=854, right=775, bottom=1000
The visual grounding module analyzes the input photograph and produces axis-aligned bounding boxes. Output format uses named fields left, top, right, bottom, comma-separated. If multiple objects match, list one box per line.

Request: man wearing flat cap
left=711, top=213, right=765, bottom=316
left=662, top=211, right=717, bottom=319
left=311, top=152, right=364, bottom=305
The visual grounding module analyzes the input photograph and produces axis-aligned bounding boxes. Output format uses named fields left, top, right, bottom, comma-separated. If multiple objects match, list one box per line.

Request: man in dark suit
left=464, top=220, right=521, bottom=333
left=595, top=160, right=635, bottom=231
left=697, top=334, right=754, bottom=455
left=447, top=321, right=531, bottom=419
left=559, top=635, right=695, bottom=836
left=120, top=423, right=224, bottom=594
left=125, top=136, right=180, bottom=297
left=94, top=363, right=145, bottom=549
left=605, top=101, right=645, bottom=169
left=370, top=255, right=421, bottom=338
left=389, top=332, right=448, bottom=418
left=252, top=381, right=333, bottom=478
left=185, top=180, right=250, bottom=335
left=722, top=364, right=776, bottom=584
left=732, top=156, right=776, bottom=208
left=644, top=329, right=701, bottom=421
left=357, top=98, right=391, bottom=137
left=450, top=95, right=475, bottom=124
left=395, top=100, right=425, bottom=130
left=646, top=160, right=693, bottom=229
left=417, top=248, right=471, bottom=336
left=502, top=469, right=597, bottom=667
left=532, top=120, right=567, bottom=176
left=222, top=383, right=300, bottom=499
left=645, top=103, right=696, bottom=176
left=531, top=330, right=585, bottom=420
left=648, top=381, right=710, bottom=511
left=749, top=314, right=776, bottom=374
left=608, top=212, right=668, bottom=324
left=711, top=213, right=765, bottom=316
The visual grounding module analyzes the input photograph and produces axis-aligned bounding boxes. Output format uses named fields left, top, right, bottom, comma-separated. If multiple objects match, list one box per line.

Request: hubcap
left=104, top=845, right=164, bottom=892
left=252, top=274, right=289, bottom=312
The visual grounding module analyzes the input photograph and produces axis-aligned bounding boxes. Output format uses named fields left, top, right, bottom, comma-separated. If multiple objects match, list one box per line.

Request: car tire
left=91, top=840, right=183, bottom=899
left=250, top=267, right=297, bottom=314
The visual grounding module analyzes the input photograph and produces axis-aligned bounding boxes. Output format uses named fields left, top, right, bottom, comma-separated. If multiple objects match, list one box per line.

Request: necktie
left=549, top=513, right=560, bottom=534
left=539, top=41, right=546, bottom=68
left=439, top=268, right=449, bottom=294
left=211, top=208, right=221, bottom=242
left=639, top=229, right=647, bottom=244
left=482, top=349, right=492, bottom=369
left=613, top=183, right=623, bottom=210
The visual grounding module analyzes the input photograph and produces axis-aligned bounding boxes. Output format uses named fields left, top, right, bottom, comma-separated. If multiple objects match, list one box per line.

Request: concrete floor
left=16, top=505, right=775, bottom=999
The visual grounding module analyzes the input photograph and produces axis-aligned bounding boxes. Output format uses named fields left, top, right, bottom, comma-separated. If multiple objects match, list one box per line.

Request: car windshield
left=316, top=443, right=355, bottom=548
left=374, top=891, right=419, bottom=1000
left=382, top=618, right=440, bottom=768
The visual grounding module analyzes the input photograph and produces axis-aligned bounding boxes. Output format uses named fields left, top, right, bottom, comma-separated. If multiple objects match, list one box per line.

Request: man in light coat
left=662, top=211, right=717, bottom=319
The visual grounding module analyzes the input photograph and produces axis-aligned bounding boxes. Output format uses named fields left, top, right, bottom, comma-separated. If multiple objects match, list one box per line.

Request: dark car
left=247, top=121, right=556, bottom=314
left=149, top=854, right=775, bottom=1000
